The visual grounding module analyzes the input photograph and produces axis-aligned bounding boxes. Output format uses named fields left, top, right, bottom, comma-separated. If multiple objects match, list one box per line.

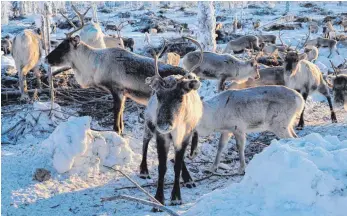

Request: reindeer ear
left=326, top=75, right=336, bottom=87
left=71, top=36, right=80, bottom=47
left=146, top=76, right=162, bottom=91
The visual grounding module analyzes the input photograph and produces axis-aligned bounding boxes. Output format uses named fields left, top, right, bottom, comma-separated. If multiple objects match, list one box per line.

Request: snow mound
left=42, top=116, right=134, bottom=175
left=185, top=133, right=347, bottom=216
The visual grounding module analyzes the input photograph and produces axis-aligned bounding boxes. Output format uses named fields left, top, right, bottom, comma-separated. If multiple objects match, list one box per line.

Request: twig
left=101, top=195, right=179, bottom=216
left=103, top=165, right=161, bottom=205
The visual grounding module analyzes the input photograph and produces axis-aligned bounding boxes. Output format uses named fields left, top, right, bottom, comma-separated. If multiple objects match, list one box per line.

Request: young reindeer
left=197, top=85, right=305, bottom=173
left=144, top=40, right=203, bottom=207
left=12, top=28, right=43, bottom=100
left=70, top=9, right=125, bottom=49
left=45, top=5, right=191, bottom=135
left=223, top=35, right=261, bottom=54
left=280, top=50, right=338, bottom=129
left=306, top=37, right=339, bottom=58
left=182, top=51, right=260, bottom=91
left=139, top=38, right=202, bottom=179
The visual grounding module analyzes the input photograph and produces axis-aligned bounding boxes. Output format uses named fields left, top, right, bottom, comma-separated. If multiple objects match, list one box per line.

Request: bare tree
left=197, top=1, right=216, bottom=52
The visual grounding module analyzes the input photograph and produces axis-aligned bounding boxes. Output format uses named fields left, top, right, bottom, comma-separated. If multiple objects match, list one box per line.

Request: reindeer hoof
left=151, top=207, right=163, bottom=212
left=238, top=167, right=246, bottom=175
left=296, top=124, right=304, bottom=130
left=170, top=199, right=182, bottom=206
left=184, top=181, right=196, bottom=189
left=208, top=166, right=219, bottom=174
left=139, top=173, right=151, bottom=179
left=19, top=94, right=30, bottom=102
left=187, top=150, right=198, bottom=160
left=331, top=113, right=338, bottom=123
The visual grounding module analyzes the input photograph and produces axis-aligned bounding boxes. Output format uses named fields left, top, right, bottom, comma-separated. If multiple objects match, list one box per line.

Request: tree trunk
left=197, top=1, right=216, bottom=52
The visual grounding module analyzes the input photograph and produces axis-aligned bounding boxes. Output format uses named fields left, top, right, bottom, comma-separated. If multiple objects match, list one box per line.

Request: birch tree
left=197, top=1, right=216, bottom=52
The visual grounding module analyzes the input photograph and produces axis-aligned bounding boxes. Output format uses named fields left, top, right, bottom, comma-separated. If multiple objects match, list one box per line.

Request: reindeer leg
left=111, top=90, right=125, bottom=134
left=19, top=69, right=30, bottom=101
left=170, top=137, right=189, bottom=205
left=218, top=76, right=227, bottom=92
left=33, top=66, right=42, bottom=89
left=181, top=157, right=196, bottom=188
left=153, top=132, right=170, bottom=211
left=319, top=85, right=337, bottom=123
left=210, top=132, right=230, bottom=173
left=234, top=131, right=246, bottom=174
left=139, top=121, right=155, bottom=179
left=297, top=91, right=308, bottom=130
left=188, top=130, right=199, bottom=159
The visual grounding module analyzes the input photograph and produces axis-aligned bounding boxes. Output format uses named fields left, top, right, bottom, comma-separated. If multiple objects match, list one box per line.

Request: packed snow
left=184, top=133, right=347, bottom=216
left=42, top=116, right=134, bottom=174
left=1, top=1, right=347, bottom=216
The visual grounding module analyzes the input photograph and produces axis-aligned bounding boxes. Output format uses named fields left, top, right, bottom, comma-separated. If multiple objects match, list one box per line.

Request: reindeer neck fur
left=146, top=90, right=203, bottom=150
left=284, top=60, right=322, bottom=90
left=69, top=42, right=104, bottom=87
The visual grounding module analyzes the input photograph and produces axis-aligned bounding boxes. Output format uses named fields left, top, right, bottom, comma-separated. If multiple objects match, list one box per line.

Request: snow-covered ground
left=1, top=2, right=347, bottom=216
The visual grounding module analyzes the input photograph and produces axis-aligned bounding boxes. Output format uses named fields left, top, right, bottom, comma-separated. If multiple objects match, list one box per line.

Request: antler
left=329, top=60, right=339, bottom=76
left=59, top=10, right=77, bottom=29
left=301, top=32, right=310, bottom=49
left=278, top=31, right=285, bottom=46
left=182, top=36, right=203, bottom=74
left=64, top=4, right=91, bottom=38
left=115, top=20, right=131, bottom=37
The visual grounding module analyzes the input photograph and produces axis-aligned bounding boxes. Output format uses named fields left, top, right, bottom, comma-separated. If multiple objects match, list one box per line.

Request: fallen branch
left=1, top=88, right=50, bottom=96
left=1, top=119, right=25, bottom=135
left=101, top=195, right=179, bottom=216
left=103, top=165, right=161, bottom=205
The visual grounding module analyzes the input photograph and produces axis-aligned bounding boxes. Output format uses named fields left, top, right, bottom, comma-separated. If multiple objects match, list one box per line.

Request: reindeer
left=279, top=50, right=338, bottom=129
left=253, top=20, right=260, bottom=31
left=304, top=45, right=319, bottom=62
left=182, top=51, right=260, bottom=91
left=46, top=5, right=193, bottom=135
left=327, top=74, right=347, bottom=109
left=197, top=86, right=304, bottom=173
left=216, top=23, right=223, bottom=31
left=122, top=37, right=135, bottom=52
left=139, top=38, right=203, bottom=179
left=257, top=34, right=276, bottom=44
left=144, top=40, right=203, bottom=207
left=1, top=35, right=12, bottom=55
left=160, top=52, right=180, bottom=66
left=324, top=21, right=335, bottom=38
left=330, top=60, right=347, bottom=75
left=223, top=35, right=261, bottom=54
left=341, top=19, right=347, bottom=32
left=306, top=37, right=339, bottom=58
left=12, top=28, right=43, bottom=100
left=227, top=66, right=285, bottom=90
left=309, top=22, right=319, bottom=34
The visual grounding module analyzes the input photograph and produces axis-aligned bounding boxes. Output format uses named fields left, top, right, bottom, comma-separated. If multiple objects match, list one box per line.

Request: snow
left=42, top=116, right=134, bottom=174
left=184, top=133, right=347, bottom=216
left=2, top=1, right=347, bottom=216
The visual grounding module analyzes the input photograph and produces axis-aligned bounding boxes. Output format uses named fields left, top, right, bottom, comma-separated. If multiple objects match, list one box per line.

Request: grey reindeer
left=280, top=50, right=338, bottom=129
left=182, top=51, right=260, bottom=91
left=46, top=4, right=191, bottom=135
left=144, top=40, right=203, bottom=208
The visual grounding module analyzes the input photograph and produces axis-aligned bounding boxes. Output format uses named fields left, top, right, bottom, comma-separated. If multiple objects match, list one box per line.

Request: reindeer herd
left=2, top=4, right=347, bottom=209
